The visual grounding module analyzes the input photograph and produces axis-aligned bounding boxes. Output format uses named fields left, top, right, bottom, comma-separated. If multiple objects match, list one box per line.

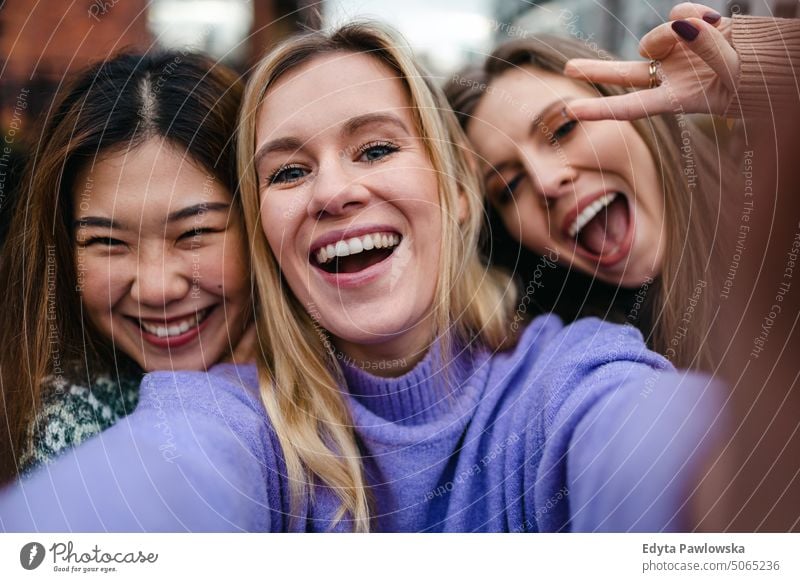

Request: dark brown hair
left=0, top=51, right=244, bottom=482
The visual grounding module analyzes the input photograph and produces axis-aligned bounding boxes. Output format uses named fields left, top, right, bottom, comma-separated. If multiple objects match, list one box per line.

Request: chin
left=138, top=354, right=200, bottom=372
left=602, top=262, right=660, bottom=289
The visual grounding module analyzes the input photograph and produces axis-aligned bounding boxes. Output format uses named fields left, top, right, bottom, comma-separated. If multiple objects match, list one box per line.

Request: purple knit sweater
left=0, top=315, right=724, bottom=532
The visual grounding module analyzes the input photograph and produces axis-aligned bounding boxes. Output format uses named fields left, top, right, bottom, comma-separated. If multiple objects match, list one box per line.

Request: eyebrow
left=167, top=202, right=230, bottom=223
left=482, top=98, right=573, bottom=183
left=342, top=112, right=410, bottom=137
left=73, top=202, right=230, bottom=230
left=73, top=216, right=123, bottom=230
left=253, top=136, right=305, bottom=168
left=253, top=112, right=411, bottom=168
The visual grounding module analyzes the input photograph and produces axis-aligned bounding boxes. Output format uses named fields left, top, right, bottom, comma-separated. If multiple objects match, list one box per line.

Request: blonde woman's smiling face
left=254, top=51, right=443, bottom=365
left=467, top=66, right=665, bottom=287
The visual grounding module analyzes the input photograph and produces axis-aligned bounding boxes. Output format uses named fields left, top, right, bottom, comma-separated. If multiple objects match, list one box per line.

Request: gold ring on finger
left=648, top=59, right=661, bottom=88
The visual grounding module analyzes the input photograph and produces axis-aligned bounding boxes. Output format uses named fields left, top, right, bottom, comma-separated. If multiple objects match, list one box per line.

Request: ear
left=456, top=147, right=480, bottom=225
left=456, top=186, right=469, bottom=225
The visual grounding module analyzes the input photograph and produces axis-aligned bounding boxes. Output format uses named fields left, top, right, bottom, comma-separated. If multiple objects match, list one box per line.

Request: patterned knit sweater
left=19, top=370, right=141, bottom=474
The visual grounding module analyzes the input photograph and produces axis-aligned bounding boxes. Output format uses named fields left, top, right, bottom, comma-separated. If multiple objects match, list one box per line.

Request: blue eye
left=269, top=165, right=308, bottom=185
left=359, top=141, right=399, bottom=163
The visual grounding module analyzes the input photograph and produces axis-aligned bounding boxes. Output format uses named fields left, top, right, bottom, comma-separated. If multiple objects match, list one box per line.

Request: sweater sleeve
left=528, top=319, right=725, bottom=532
left=564, top=370, right=725, bottom=532
left=725, top=15, right=800, bottom=118
left=0, top=365, right=279, bottom=532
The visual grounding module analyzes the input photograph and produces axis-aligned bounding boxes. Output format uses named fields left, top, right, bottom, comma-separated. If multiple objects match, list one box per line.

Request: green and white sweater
left=20, top=370, right=141, bottom=473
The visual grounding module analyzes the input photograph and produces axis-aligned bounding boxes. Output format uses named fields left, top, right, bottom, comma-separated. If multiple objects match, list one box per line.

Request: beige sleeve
left=724, top=15, right=800, bottom=118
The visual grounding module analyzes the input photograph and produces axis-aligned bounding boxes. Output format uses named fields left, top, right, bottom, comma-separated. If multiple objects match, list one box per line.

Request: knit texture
left=0, top=315, right=725, bottom=533
left=726, top=15, right=800, bottom=117
left=19, top=371, right=140, bottom=474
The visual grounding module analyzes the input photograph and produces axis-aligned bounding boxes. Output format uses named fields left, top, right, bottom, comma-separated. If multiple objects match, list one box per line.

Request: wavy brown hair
left=0, top=52, right=244, bottom=483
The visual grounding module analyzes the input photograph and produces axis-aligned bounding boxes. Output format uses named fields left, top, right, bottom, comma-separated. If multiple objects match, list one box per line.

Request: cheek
left=260, top=193, right=301, bottom=263
left=78, top=255, right=128, bottom=325
left=392, top=167, right=441, bottom=229
left=497, top=198, right=551, bottom=251
left=574, top=122, right=636, bottom=166
left=631, top=145, right=664, bottom=216
left=197, top=237, right=249, bottom=299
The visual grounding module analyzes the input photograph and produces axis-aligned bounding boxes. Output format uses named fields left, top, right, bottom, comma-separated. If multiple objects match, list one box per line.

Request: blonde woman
left=0, top=23, right=723, bottom=533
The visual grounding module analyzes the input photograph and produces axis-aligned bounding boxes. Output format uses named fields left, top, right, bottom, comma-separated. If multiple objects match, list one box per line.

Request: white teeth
left=348, top=237, right=363, bottom=254
left=140, top=308, right=208, bottom=338
left=335, top=240, right=350, bottom=257
left=567, top=193, right=618, bottom=238
left=314, top=231, right=401, bottom=265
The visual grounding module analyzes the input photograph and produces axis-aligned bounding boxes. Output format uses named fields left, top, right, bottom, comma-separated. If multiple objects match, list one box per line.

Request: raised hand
left=563, top=3, right=738, bottom=120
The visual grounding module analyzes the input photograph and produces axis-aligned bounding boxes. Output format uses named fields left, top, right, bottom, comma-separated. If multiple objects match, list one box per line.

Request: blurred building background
left=0, top=0, right=795, bottom=241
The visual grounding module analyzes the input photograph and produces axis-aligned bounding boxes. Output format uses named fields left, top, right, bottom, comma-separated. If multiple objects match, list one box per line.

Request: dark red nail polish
left=702, top=11, right=721, bottom=24
left=672, top=20, right=700, bottom=41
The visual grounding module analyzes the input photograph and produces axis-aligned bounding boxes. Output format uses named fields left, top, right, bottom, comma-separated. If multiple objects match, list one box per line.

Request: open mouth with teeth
left=130, top=306, right=214, bottom=346
left=564, top=191, right=633, bottom=266
left=312, top=232, right=402, bottom=274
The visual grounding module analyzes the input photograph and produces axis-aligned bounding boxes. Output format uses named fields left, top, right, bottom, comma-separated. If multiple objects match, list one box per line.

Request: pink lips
left=134, top=307, right=215, bottom=350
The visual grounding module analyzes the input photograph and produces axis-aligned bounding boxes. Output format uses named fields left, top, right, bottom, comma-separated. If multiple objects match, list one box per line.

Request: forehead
left=75, top=140, right=227, bottom=213
left=255, top=51, right=414, bottom=140
left=479, top=66, right=595, bottom=113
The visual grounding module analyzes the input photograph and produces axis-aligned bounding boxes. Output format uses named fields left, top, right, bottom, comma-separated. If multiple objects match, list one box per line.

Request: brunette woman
left=444, top=33, right=734, bottom=371
left=0, top=51, right=251, bottom=482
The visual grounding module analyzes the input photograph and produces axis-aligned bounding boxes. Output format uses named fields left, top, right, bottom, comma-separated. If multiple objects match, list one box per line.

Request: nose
left=129, top=245, right=191, bottom=308
left=306, top=155, right=370, bottom=219
left=522, top=147, right=578, bottom=205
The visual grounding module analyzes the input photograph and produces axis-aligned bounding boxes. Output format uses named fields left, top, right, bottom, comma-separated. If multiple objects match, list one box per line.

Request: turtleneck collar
left=338, top=337, right=490, bottom=426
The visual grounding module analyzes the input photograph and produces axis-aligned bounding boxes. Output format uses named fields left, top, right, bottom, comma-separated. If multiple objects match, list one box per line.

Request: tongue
left=577, top=196, right=629, bottom=256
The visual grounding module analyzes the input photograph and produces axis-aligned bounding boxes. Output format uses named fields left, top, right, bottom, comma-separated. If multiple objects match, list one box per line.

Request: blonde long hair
left=237, top=23, right=517, bottom=531
left=445, top=35, right=731, bottom=371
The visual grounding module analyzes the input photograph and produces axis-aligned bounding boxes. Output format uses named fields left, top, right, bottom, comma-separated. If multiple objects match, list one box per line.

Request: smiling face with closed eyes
left=466, top=66, right=665, bottom=287
left=74, top=139, right=250, bottom=371
left=254, top=51, right=445, bottom=370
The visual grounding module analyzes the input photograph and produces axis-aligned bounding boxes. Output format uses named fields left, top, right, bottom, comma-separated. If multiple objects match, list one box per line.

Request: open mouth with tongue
left=311, top=231, right=401, bottom=275
left=563, top=191, right=633, bottom=267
